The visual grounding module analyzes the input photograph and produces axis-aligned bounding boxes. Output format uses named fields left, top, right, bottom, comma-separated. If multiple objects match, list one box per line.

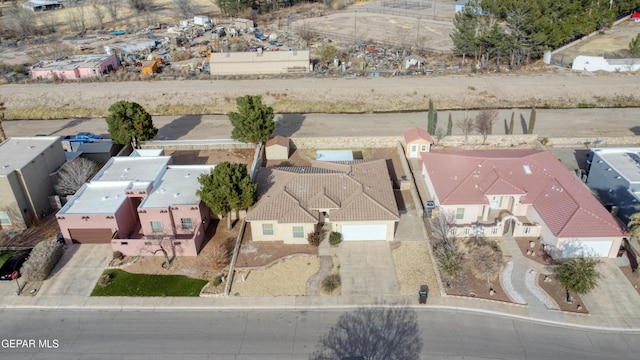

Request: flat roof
left=130, top=149, right=164, bottom=157
left=140, top=165, right=214, bottom=208
left=0, top=137, right=61, bottom=176
left=316, top=150, right=354, bottom=162
left=59, top=182, right=130, bottom=214
left=32, top=55, right=115, bottom=71
left=594, top=148, right=640, bottom=183
left=92, top=156, right=171, bottom=183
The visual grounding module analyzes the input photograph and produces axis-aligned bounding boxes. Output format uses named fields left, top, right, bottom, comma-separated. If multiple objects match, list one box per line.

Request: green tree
left=106, top=101, right=157, bottom=149
left=450, top=2, right=481, bottom=64
left=528, top=107, right=536, bottom=134
left=630, top=33, right=640, bottom=57
left=316, top=44, right=340, bottom=66
left=553, top=256, right=601, bottom=302
left=508, top=111, right=514, bottom=134
left=447, top=113, right=453, bottom=136
left=627, top=209, right=640, bottom=240
left=215, top=0, right=250, bottom=16
left=197, top=162, right=257, bottom=230
left=228, top=95, right=275, bottom=144
left=427, top=99, right=435, bottom=135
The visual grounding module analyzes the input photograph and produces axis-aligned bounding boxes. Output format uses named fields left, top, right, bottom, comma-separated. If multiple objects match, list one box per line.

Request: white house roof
left=0, top=137, right=61, bottom=176
left=593, top=148, right=640, bottom=183
left=92, top=156, right=171, bottom=183
left=59, top=181, right=131, bottom=214
left=31, top=55, right=115, bottom=71
left=139, top=165, right=215, bottom=208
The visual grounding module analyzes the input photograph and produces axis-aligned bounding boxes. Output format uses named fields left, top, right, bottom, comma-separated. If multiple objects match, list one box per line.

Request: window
left=292, top=226, right=304, bottom=238
left=144, top=241, right=152, bottom=246
left=420, top=144, right=427, bottom=152
left=121, top=242, right=128, bottom=246
left=262, top=223, right=274, bottom=236
left=456, top=208, right=464, bottom=220
left=150, top=221, right=163, bottom=233
left=181, top=218, right=193, bottom=230
left=0, top=211, right=11, bottom=225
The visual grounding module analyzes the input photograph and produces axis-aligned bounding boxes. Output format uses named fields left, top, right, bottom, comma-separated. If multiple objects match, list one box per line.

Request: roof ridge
left=361, top=191, right=400, bottom=219
left=280, top=190, right=317, bottom=222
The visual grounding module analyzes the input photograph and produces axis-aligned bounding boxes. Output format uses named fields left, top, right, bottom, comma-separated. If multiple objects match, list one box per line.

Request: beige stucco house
left=403, top=127, right=433, bottom=159
left=422, top=150, right=626, bottom=258
left=0, top=137, right=66, bottom=228
left=246, top=159, right=399, bottom=243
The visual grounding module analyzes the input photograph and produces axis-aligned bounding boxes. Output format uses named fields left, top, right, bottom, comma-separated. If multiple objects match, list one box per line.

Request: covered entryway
left=562, top=240, right=612, bottom=258
left=68, top=228, right=113, bottom=244
left=341, top=224, right=387, bottom=241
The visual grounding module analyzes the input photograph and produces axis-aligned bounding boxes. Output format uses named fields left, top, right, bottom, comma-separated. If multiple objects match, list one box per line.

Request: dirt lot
left=392, top=241, right=441, bottom=297
left=165, top=149, right=254, bottom=166
left=231, top=255, right=320, bottom=296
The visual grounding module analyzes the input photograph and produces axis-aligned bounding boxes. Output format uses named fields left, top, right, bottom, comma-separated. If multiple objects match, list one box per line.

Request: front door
left=409, top=144, right=418, bottom=158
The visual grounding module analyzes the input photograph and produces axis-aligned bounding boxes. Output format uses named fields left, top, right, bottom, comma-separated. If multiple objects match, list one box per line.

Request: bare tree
left=434, top=126, right=446, bottom=145
left=145, top=237, right=173, bottom=268
left=474, top=109, right=498, bottom=145
left=430, top=210, right=463, bottom=285
left=1, top=5, right=36, bottom=39
left=105, top=0, right=119, bottom=21
left=456, top=116, right=474, bottom=143
left=66, top=4, right=87, bottom=33
left=55, top=158, right=99, bottom=196
left=26, top=41, right=74, bottom=62
left=128, top=0, right=153, bottom=12
left=38, top=11, right=57, bottom=34
left=296, top=21, right=315, bottom=46
left=469, top=245, right=503, bottom=289
left=173, top=0, right=200, bottom=18
left=89, top=0, right=106, bottom=30
left=0, top=102, right=6, bottom=142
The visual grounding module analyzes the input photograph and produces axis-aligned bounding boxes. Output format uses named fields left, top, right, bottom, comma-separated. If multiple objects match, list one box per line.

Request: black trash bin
left=419, top=285, right=429, bottom=304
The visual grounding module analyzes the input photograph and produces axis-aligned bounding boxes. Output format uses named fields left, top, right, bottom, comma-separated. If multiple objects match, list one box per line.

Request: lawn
left=91, top=269, right=208, bottom=297
left=0, top=251, right=15, bottom=268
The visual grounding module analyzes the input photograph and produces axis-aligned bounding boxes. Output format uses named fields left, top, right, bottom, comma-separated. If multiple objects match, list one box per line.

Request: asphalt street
left=0, top=309, right=638, bottom=359
left=4, top=108, right=640, bottom=140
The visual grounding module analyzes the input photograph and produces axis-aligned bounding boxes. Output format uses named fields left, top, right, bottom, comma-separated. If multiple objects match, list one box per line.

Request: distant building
left=31, top=54, right=118, bottom=80
left=208, top=50, right=310, bottom=75
left=22, top=0, right=62, bottom=12
left=586, top=147, right=640, bottom=226
left=0, top=137, right=66, bottom=228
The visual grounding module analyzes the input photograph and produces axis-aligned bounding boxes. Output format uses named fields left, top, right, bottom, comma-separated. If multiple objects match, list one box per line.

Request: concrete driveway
left=35, top=244, right=112, bottom=298
left=580, top=259, right=640, bottom=317
left=338, top=242, right=399, bottom=296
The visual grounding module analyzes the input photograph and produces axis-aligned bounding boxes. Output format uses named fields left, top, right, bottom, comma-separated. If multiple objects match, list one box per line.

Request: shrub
left=329, top=231, right=343, bottom=246
left=321, top=274, right=341, bottom=294
left=539, top=137, right=549, bottom=146
left=97, top=273, right=113, bottom=287
left=113, top=251, right=124, bottom=260
left=212, top=276, right=222, bottom=287
left=22, top=239, right=64, bottom=282
left=307, top=231, right=322, bottom=247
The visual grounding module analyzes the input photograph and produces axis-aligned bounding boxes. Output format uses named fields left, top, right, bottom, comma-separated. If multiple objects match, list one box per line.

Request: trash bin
left=424, top=201, right=435, bottom=219
left=419, top=285, right=429, bottom=304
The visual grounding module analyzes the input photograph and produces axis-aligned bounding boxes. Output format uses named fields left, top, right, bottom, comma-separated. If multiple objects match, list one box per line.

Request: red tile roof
left=422, top=150, right=626, bottom=238
left=403, top=127, right=433, bottom=144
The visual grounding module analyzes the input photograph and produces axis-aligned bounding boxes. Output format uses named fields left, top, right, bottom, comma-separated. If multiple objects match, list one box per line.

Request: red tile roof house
left=246, top=159, right=400, bottom=243
left=403, top=127, right=433, bottom=159
left=56, top=154, right=215, bottom=257
left=421, top=150, right=626, bottom=258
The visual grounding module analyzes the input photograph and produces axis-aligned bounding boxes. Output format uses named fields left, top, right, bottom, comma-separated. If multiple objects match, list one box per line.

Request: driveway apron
left=338, top=242, right=399, bottom=296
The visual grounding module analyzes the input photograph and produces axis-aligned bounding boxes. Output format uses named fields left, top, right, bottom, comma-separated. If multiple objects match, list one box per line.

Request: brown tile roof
left=403, top=127, right=433, bottom=144
left=422, top=150, right=626, bottom=238
left=266, top=135, right=289, bottom=147
left=246, top=159, right=399, bottom=224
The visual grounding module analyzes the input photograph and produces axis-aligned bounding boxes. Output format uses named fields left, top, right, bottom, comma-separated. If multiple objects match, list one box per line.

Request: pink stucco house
left=421, top=149, right=626, bottom=258
left=31, top=54, right=119, bottom=80
left=56, top=152, right=215, bottom=257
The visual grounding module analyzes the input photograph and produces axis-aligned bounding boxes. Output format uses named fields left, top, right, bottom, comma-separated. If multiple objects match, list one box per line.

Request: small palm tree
left=553, top=256, right=601, bottom=303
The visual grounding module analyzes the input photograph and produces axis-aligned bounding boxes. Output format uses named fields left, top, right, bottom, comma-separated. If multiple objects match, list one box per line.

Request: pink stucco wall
left=32, top=69, right=80, bottom=80
left=57, top=214, right=118, bottom=245
left=31, top=55, right=119, bottom=80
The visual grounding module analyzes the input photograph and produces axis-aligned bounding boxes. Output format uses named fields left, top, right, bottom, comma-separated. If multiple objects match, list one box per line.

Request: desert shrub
left=321, top=274, right=341, bottom=294
left=97, top=273, right=113, bottom=287
left=22, top=239, right=64, bottom=282
left=212, top=276, right=222, bottom=287
left=307, top=231, right=322, bottom=247
left=113, top=251, right=124, bottom=260
left=171, top=51, right=191, bottom=61
left=539, top=137, right=549, bottom=146
left=329, top=231, right=342, bottom=246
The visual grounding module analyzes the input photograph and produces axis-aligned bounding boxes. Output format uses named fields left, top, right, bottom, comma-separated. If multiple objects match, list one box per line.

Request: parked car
left=67, top=132, right=103, bottom=143
left=269, top=40, right=283, bottom=47
left=254, top=32, right=268, bottom=41
left=0, top=250, right=31, bottom=280
left=419, top=285, right=429, bottom=304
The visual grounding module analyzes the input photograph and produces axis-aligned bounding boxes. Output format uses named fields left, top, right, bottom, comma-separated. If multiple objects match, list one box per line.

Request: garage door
left=562, top=240, right=612, bottom=258
left=68, top=228, right=113, bottom=244
left=341, top=224, right=387, bottom=241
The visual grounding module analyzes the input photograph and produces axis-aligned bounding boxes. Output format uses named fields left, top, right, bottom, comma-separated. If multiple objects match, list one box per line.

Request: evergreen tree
left=427, top=99, right=435, bottom=135
left=228, top=95, right=275, bottom=144
left=106, top=101, right=157, bottom=149
left=197, top=162, right=257, bottom=230
left=553, top=256, right=601, bottom=303
left=509, top=112, right=514, bottom=134
left=447, top=113, right=453, bottom=136
left=630, top=34, right=640, bottom=57
left=528, top=107, right=536, bottom=134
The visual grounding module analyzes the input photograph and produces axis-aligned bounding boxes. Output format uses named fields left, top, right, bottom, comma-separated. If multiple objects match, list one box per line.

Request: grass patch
left=91, top=269, right=207, bottom=297
left=0, top=251, right=16, bottom=268
left=6, top=107, right=106, bottom=120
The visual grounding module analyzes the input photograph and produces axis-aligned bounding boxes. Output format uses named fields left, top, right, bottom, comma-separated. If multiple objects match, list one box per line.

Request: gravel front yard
left=392, top=241, right=441, bottom=297
left=230, top=255, right=320, bottom=296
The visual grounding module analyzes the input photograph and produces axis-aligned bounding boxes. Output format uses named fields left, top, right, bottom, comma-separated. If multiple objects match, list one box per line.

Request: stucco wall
left=249, top=220, right=315, bottom=244
left=111, top=238, right=200, bottom=257
left=209, top=50, right=310, bottom=75
left=58, top=214, right=119, bottom=244
left=440, top=204, right=484, bottom=224
left=265, top=144, right=289, bottom=160
left=0, top=175, right=25, bottom=228
left=335, top=220, right=396, bottom=241
left=556, top=236, right=623, bottom=258
left=406, top=139, right=431, bottom=159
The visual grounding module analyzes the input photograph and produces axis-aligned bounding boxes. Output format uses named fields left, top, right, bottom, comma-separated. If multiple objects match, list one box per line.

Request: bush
left=22, top=239, right=64, bottom=282
left=329, top=231, right=342, bottom=246
left=307, top=231, right=322, bottom=247
left=113, top=251, right=124, bottom=260
left=212, top=276, right=222, bottom=287
left=321, top=274, right=341, bottom=294
left=97, top=273, right=113, bottom=287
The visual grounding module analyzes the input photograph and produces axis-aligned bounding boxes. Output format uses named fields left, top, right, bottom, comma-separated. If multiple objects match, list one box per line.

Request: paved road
left=0, top=309, right=638, bottom=359
left=4, top=108, right=640, bottom=141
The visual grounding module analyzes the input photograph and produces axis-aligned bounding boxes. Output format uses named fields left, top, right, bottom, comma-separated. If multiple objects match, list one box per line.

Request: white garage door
left=562, top=240, right=612, bottom=258
left=342, top=224, right=387, bottom=241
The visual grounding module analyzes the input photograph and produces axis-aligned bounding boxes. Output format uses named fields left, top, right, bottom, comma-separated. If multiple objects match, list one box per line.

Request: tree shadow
left=310, top=306, right=422, bottom=360
left=630, top=126, right=640, bottom=135
left=273, top=114, right=305, bottom=137
left=520, top=113, right=528, bottom=134
left=155, top=115, right=202, bottom=140
left=49, top=118, right=90, bottom=136
left=503, top=118, right=509, bottom=134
